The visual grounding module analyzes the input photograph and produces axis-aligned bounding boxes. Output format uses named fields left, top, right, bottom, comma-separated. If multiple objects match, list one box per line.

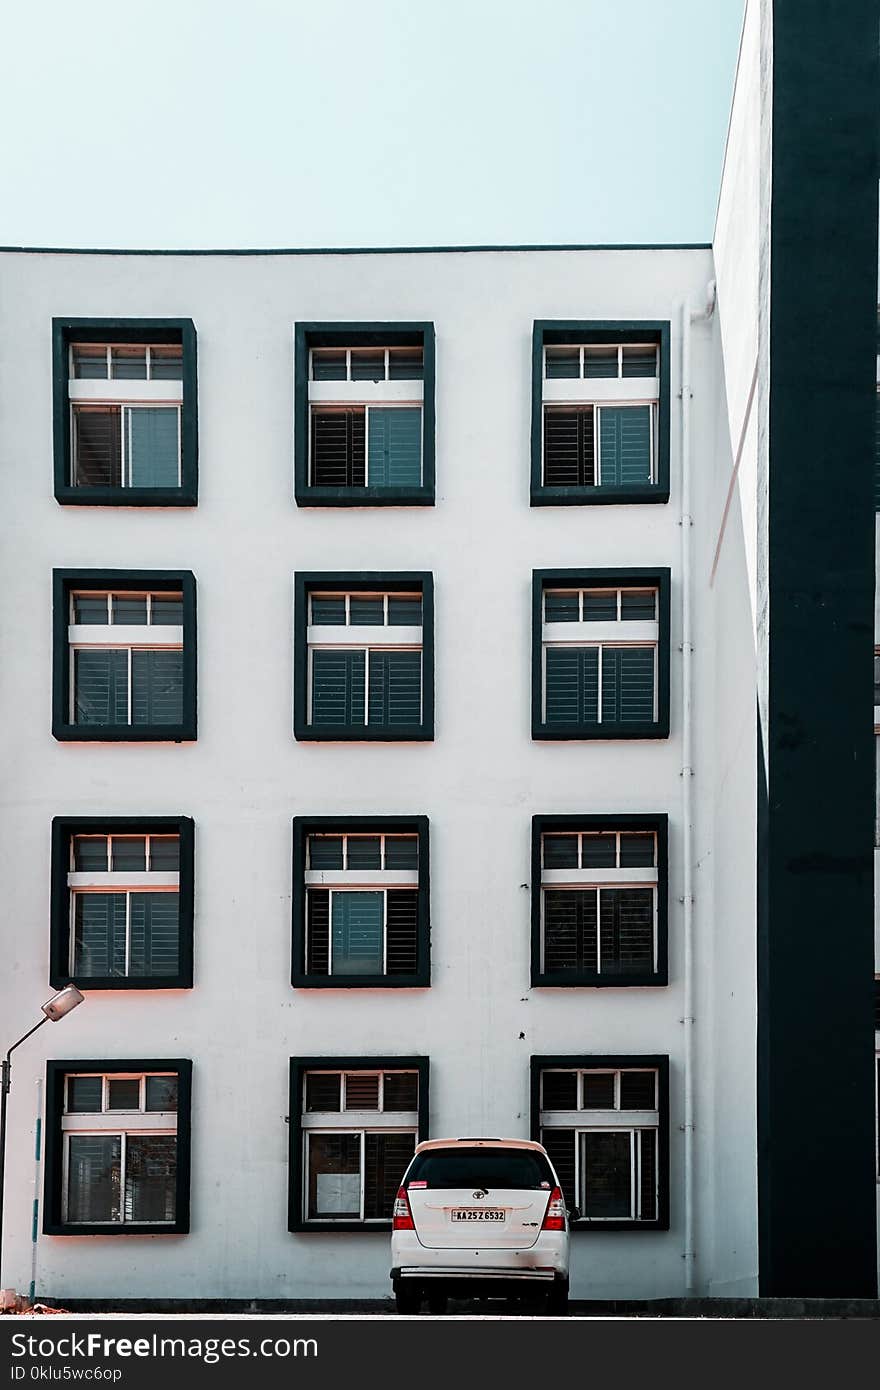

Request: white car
left=390, top=1137, right=571, bottom=1314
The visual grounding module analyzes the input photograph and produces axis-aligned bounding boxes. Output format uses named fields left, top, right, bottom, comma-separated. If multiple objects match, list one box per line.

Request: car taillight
left=392, top=1187, right=415, bottom=1231
left=541, top=1187, right=566, bottom=1232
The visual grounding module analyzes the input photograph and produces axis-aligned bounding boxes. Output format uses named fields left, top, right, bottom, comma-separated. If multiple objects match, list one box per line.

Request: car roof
left=413, top=1137, right=548, bottom=1154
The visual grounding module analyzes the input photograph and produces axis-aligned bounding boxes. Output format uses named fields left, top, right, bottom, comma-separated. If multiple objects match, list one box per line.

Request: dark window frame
left=292, top=816, right=430, bottom=988
left=43, top=1058, right=192, bottom=1236
left=52, top=318, right=198, bottom=507
left=530, top=1054, right=670, bottom=1232
left=531, top=320, right=670, bottom=506
left=532, top=567, right=671, bottom=740
left=49, top=816, right=195, bottom=990
left=288, top=1055, right=429, bottom=1233
left=531, top=814, right=668, bottom=987
left=52, top=568, right=197, bottom=743
left=294, top=571, right=434, bottom=742
left=294, top=322, right=436, bottom=507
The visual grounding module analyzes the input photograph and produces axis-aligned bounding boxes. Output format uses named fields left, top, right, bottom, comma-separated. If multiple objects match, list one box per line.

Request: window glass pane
left=74, top=649, right=129, bottom=725
left=384, top=836, right=419, bottom=870
left=619, top=833, right=656, bottom=868
left=311, top=349, right=347, bottom=381
left=544, top=591, right=579, bottom=623
left=599, top=406, right=652, bottom=486
left=305, top=1073, right=341, bottom=1112
left=73, top=594, right=109, bottom=625
left=621, top=346, right=658, bottom=378
left=545, top=346, right=581, bottom=379
left=129, top=893, right=180, bottom=976
left=619, top=1071, right=657, bottom=1110
left=581, top=1132, right=633, bottom=1218
left=582, top=1073, right=616, bottom=1108
left=73, top=836, right=109, bottom=871
left=388, top=348, right=423, bottom=380
left=367, top=650, right=422, bottom=728
left=406, top=1148, right=556, bottom=1189
left=331, top=893, right=384, bottom=975
left=127, top=407, right=179, bottom=488
left=146, top=1076, right=178, bottom=1111
left=307, top=1133, right=361, bottom=1218
left=107, top=1078, right=140, bottom=1110
left=111, top=345, right=147, bottom=379
left=125, top=1136, right=177, bottom=1223
left=364, top=1132, right=416, bottom=1219
left=582, top=590, right=618, bottom=621
left=111, top=837, right=146, bottom=872
left=149, top=345, right=183, bottom=380
left=67, top=1135, right=121, bottom=1223
left=581, top=833, right=617, bottom=868
left=151, top=596, right=183, bottom=625
left=112, top=596, right=148, bottom=625
left=310, top=596, right=346, bottom=625
left=67, top=1076, right=103, bottom=1113
left=344, top=1073, right=381, bottom=1109
left=388, top=595, right=422, bottom=626
left=543, top=889, right=598, bottom=973
left=367, top=407, right=422, bottom=487
left=583, top=346, right=619, bottom=378
left=382, top=1072, right=418, bottom=1110
left=620, top=589, right=656, bottom=621
left=600, top=888, right=654, bottom=975
left=73, top=894, right=126, bottom=976
left=601, top=647, right=655, bottom=725
left=349, top=596, right=385, bottom=625
left=73, top=405, right=121, bottom=487
left=542, top=834, right=579, bottom=869
left=148, top=836, right=180, bottom=872
left=541, top=1071, right=578, bottom=1109
left=346, top=837, right=381, bottom=870
left=349, top=349, right=385, bottom=381
left=72, top=346, right=108, bottom=379
left=308, top=836, right=344, bottom=870
left=310, top=649, right=366, bottom=727
left=131, top=650, right=184, bottom=726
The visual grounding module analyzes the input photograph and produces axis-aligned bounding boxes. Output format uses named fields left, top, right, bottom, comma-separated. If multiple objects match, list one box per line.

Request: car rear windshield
left=405, top=1148, right=556, bottom=1190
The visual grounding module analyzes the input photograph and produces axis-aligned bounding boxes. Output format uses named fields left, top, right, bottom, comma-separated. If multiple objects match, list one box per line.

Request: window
left=531, top=815, right=668, bottom=986
left=531, top=1056, right=669, bottom=1230
left=531, top=322, right=670, bottom=505
left=292, top=817, right=430, bottom=987
left=294, top=573, right=434, bottom=741
left=52, top=570, right=197, bottom=742
left=53, top=319, right=198, bottom=506
left=288, top=1058, right=429, bottom=1232
left=50, top=817, right=194, bottom=989
left=43, top=1060, right=191, bottom=1235
left=295, top=323, right=435, bottom=506
left=532, top=569, right=671, bottom=740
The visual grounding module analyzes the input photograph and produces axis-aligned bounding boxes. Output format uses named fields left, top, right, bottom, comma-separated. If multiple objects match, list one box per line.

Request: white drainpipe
left=680, top=282, right=715, bottom=1295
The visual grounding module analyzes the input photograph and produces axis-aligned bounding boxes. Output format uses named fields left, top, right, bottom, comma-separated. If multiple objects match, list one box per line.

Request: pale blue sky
left=1, top=0, right=744, bottom=250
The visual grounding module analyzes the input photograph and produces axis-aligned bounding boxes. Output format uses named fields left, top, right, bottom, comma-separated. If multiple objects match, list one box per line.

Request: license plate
left=450, top=1209, right=505, bottom=1222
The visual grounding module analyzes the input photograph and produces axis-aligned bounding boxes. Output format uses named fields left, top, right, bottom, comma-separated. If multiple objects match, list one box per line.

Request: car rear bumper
left=390, top=1230, right=568, bottom=1287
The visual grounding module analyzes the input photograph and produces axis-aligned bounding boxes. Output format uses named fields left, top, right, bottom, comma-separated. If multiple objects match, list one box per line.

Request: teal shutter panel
left=600, top=647, right=655, bottom=724
left=128, top=893, right=180, bottom=976
left=310, top=649, right=366, bottom=727
left=131, top=650, right=184, bottom=725
left=598, top=406, right=652, bottom=485
left=331, top=891, right=384, bottom=975
left=544, top=647, right=599, bottom=725
left=367, top=408, right=422, bottom=487
left=74, top=649, right=128, bottom=725
left=127, top=407, right=179, bottom=487
left=73, top=893, right=127, bottom=976
left=367, top=650, right=422, bottom=727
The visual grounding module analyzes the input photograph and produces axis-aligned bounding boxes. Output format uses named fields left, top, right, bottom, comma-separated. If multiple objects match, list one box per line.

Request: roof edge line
left=0, top=242, right=713, bottom=258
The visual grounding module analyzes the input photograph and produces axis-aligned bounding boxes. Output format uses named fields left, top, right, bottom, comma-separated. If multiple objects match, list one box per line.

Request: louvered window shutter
left=875, top=393, right=880, bottom=509
left=363, top=1133, right=416, bottom=1219
left=306, top=890, right=330, bottom=974
left=540, top=1129, right=577, bottom=1211
left=74, top=649, right=128, bottom=725
left=544, top=647, right=599, bottom=725
left=127, top=407, right=179, bottom=487
left=598, top=888, right=654, bottom=975
left=385, top=890, right=419, bottom=975
left=543, top=406, right=595, bottom=486
left=73, top=406, right=122, bottom=487
left=600, top=647, right=655, bottom=724
left=310, top=409, right=366, bottom=486
left=310, top=649, right=366, bottom=727
left=581, top=1131, right=633, bottom=1218
left=131, top=650, right=184, bottom=726
left=639, top=1130, right=658, bottom=1220
left=367, top=408, right=422, bottom=487
left=367, top=650, right=422, bottom=728
left=73, top=893, right=127, bottom=976
left=128, top=893, right=180, bottom=976
left=599, top=406, right=652, bottom=485
left=543, top=889, right=598, bottom=971
left=331, top=892, right=384, bottom=974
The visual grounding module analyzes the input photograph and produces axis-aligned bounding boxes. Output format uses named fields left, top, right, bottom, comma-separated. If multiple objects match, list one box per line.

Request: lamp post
left=0, top=987, right=84, bottom=1297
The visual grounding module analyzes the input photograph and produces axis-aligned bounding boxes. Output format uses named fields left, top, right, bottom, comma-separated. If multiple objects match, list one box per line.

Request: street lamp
left=0, top=987, right=84, bottom=1296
